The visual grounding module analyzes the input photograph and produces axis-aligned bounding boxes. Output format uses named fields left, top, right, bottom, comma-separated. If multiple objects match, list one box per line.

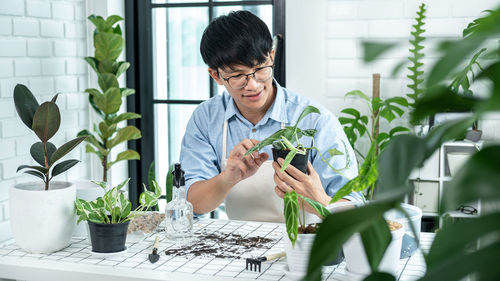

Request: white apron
left=221, top=120, right=318, bottom=224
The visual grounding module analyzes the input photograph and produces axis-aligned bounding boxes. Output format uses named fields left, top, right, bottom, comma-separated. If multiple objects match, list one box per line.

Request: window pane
left=213, top=5, right=273, bottom=97
left=152, top=7, right=210, bottom=100
left=155, top=103, right=198, bottom=195
left=153, top=0, right=207, bottom=3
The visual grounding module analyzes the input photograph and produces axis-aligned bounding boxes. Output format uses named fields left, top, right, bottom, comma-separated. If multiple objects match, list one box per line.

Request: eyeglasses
left=220, top=65, right=274, bottom=90
left=458, top=205, right=477, bottom=215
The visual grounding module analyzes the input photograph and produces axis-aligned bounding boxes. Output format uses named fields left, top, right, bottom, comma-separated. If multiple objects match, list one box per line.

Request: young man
left=180, top=10, right=361, bottom=223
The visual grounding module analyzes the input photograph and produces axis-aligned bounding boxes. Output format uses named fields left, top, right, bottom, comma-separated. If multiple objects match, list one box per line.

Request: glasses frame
left=219, top=64, right=274, bottom=90
left=457, top=205, right=478, bottom=215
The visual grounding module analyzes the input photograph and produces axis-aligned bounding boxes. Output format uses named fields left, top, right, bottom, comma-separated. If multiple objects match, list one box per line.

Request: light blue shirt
left=180, top=81, right=362, bottom=210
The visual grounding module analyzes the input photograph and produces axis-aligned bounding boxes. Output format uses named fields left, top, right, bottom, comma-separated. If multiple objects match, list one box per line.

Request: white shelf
left=422, top=212, right=438, bottom=217
left=444, top=210, right=479, bottom=219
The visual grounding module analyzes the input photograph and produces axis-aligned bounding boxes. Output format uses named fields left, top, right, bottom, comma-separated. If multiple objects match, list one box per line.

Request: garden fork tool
left=245, top=251, right=286, bottom=272
left=148, top=236, right=160, bottom=263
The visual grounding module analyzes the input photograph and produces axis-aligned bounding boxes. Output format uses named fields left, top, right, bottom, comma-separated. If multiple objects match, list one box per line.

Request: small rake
left=245, top=251, right=286, bottom=272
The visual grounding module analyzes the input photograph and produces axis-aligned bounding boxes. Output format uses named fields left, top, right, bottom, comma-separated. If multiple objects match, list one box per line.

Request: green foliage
left=79, top=14, right=141, bottom=182
left=407, top=3, right=427, bottom=107
left=245, top=105, right=320, bottom=171
left=306, top=6, right=500, bottom=281
left=13, top=84, right=86, bottom=190
left=74, top=178, right=161, bottom=224
left=283, top=190, right=330, bottom=248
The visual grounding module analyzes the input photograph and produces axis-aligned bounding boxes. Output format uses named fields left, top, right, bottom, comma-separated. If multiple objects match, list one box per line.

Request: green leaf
left=107, top=150, right=140, bottom=168
left=360, top=216, right=392, bottom=272
left=17, top=165, right=47, bottom=174
left=245, top=128, right=289, bottom=156
left=84, top=57, right=99, bottom=73
left=97, top=73, right=119, bottom=93
left=50, top=136, right=86, bottom=165
left=108, top=112, right=141, bottom=124
left=30, top=142, right=56, bottom=166
left=148, top=161, right=155, bottom=192
left=166, top=164, right=174, bottom=203
left=106, top=15, right=124, bottom=27
left=305, top=200, right=398, bottom=281
left=92, top=87, right=122, bottom=115
left=23, top=170, right=45, bottom=180
left=14, top=84, right=39, bottom=129
left=98, top=121, right=116, bottom=139
left=362, top=41, right=399, bottom=62
left=115, top=62, right=130, bottom=78
left=294, top=105, right=320, bottom=129
left=281, top=147, right=298, bottom=172
left=120, top=88, right=135, bottom=97
left=441, top=146, right=500, bottom=213
left=327, top=148, right=343, bottom=157
left=51, top=159, right=80, bottom=177
left=88, top=15, right=107, bottom=31
left=98, top=59, right=117, bottom=74
left=284, top=191, right=299, bottom=247
left=345, top=90, right=370, bottom=101
left=94, top=32, right=124, bottom=61
left=107, top=126, right=141, bottom=148
left=298, top=194, right=330, bottom=218
left=32, top=102, right=60, bottom=142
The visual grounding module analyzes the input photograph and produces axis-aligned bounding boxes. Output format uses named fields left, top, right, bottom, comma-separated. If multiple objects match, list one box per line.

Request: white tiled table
left=0, top=219, right=430, bottom=281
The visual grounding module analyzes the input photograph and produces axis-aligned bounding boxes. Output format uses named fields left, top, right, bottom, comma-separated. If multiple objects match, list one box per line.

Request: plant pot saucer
left=90, top=247, right=127, bottom=259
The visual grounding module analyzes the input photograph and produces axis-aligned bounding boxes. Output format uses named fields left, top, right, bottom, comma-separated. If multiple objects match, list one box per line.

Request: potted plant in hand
left=11, top=84, right=86, bottom=253
left=74, top=178, right=161, bottom=254
left=245, top=105, right=347, bottom=174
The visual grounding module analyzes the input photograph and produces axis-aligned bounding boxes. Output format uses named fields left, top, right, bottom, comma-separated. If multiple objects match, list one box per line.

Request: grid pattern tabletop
left=0, top=219, right=430, bottom=281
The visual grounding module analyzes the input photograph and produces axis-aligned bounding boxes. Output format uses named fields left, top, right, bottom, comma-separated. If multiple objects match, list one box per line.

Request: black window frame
left=125, top=0, right=285, bottom=207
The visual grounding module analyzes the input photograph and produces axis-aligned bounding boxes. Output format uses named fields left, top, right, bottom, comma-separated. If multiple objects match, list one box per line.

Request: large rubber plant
left=78, top=15, right=141, bottom=182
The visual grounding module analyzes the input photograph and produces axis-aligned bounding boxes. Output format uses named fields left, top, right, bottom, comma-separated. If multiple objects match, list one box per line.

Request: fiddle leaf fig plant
left=13, top=84, right=86, bottom=191
left=74, top=178, right=161, bottom=224
left=77, top=15, right=141, bottom=182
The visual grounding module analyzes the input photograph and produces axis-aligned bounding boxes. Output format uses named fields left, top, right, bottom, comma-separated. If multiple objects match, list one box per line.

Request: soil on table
left=128, top=212, right=165, bottom=234
left=163, top=230, right=278, bottom=259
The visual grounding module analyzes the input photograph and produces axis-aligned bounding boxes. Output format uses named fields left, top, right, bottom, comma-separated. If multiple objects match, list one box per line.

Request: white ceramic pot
left=72, top=180, right=104, bottom=238
left=283, top=230, right=316, bottom=274
left=385, top=203, right=422, bottom=258
left=10, top=181, right=76, bottom=254
left=343, top=223, right=404, bottom=278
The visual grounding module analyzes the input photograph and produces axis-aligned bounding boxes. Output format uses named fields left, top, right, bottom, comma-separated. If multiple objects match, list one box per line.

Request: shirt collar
left=223, top=79, right=288, bottom=124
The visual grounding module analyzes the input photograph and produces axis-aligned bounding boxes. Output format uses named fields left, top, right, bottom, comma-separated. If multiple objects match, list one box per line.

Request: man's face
left=209, top=55, right=275, bottom=116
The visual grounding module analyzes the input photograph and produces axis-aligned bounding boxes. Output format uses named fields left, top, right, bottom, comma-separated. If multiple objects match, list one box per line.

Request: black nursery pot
left=88, top=219, right=130, bottom=253
left=272, top=148, right=309, bottom=174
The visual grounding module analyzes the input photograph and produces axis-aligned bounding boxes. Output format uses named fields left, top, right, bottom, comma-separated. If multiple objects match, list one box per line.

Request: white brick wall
left=324, top=0, right=500, bottom=140
left=0, top=0, right=90, bottom=245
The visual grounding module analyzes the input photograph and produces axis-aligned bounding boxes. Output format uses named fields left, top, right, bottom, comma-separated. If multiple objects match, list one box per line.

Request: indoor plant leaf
left=17, top=165, right=47, bottom=174
left=32, top=102, right=61, bottom=143
left=359, top=216, right=392, bottom=272
left=305, top=200, right=398, bottom=281
left=84, top=57, right=99, bottom=73
left=23, top=170, right=45, bottom=180
left=94, top=31, right=124, bottom=61
left=13, top=84, right=39, bottom=129
left=362, top=41, right=398, bottom=63
left=108, top=112, right=141, bottom=124
left=294, top=105, right=320, bottom=129
left=51, top=159, right=80, bottom=177
left=107, top=126, right=141, bottom=149
left=115, top=62, right=130, bottom=78
left=120, top=87, right=135, bottom=97
left=98, top=73, right=120, bottom=92
left=107, top=149, right=140, bottom=168
left=298, top=194, right=330, bottom=218
left=283, top=191, right=299, bottom=247
left=166, top=164, right=174, bottom=203
left=30, top=142, right=57, bottom=166
left=50, top=136, right=87, bottom=165
left=98, top=59, right=117, bottom=74
left=99, top=87, right=122, bottom=115
left=345, top=90, right=370, bottom=101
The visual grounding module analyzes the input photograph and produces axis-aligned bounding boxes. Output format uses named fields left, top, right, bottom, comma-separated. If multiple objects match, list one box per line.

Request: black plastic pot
left=272, top=148, right=309, bottom=174
left=87, top=219, right=130, bottom=253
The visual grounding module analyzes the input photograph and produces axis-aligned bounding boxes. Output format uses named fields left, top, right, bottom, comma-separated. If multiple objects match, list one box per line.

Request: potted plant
left=77, top=14, right=141, bottom=182
left=305, top=5, right=500, bottom=281
left=11, top=84, right=86, bottom=253
left=245, top=105, right=351, bottom=178
left=74, top=178, right=161, bottom=253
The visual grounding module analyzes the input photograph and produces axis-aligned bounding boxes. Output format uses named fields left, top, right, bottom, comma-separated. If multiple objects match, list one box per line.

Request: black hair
left=200, top=10, right=273, bottom=70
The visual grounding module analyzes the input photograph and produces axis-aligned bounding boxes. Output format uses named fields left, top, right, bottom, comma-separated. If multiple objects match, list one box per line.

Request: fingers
left=274, top=186, right=285, bottom=198
left=306, top=162, right=317, bottom=176
left=278, top=158, right=308, bottom=181
left=273, top=159, right=300, bottom=187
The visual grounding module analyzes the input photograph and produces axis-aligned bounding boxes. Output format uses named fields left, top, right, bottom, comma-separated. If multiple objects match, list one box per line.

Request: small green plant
left=146, top=162, right=175, bottom=211
left=13, top=84, right=86, bottom=191
left=337, top=91, right=410, bottom=201
left=284, top=191, right=330, bottom=247
left=74, top=178, right=161, bottom=224
left=77, top=15, right=141, bottom=182
left=407, top=3, right=427, bottom=108
left=245, top=105, right=348, bottom=174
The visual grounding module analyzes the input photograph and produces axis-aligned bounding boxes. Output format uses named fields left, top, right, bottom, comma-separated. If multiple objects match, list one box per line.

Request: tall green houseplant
left=78, top=15, right=141, bottom=182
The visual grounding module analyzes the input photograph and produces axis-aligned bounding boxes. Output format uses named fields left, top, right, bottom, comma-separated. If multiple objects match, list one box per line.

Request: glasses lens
left=228, top=75, right=247, bottom=89
left=254, top=66, right=273, bottom=82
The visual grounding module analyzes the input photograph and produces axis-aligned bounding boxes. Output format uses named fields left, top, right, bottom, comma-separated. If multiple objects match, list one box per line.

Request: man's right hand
left=221, top=138, right=269, bottom=186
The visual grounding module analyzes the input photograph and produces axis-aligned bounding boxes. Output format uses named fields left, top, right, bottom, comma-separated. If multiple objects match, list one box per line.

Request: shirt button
left=252, top=128, right=257, bottom=133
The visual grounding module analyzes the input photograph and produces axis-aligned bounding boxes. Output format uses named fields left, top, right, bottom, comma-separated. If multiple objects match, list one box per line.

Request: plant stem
left=102, top=156, right=108, bottom=182
left=43, top=142, right=49, bottom=191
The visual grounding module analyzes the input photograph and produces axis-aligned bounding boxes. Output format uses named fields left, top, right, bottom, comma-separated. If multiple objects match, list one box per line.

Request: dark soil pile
left=164, top=231, right=278, bottom=259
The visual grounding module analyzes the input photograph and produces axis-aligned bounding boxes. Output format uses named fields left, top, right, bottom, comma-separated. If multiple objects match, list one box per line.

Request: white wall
left=287, top=0, right=500, bottom=141
left=0, top=0, right=90, bottom=245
